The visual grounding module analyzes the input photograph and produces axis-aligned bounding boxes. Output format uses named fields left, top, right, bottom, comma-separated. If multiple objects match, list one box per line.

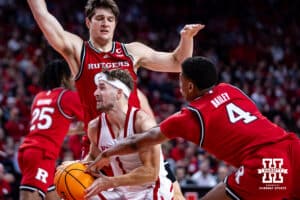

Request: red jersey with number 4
left=19, top=88, right=83, bottom=158
left=160, top=83, right=291, bottom=167
left=75, top=41, right=139, bottom=127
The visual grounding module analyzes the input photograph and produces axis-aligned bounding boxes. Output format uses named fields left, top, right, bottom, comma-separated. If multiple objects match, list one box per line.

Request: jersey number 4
left=30, top=107, right=55, bottom=131
left=226, top=103, right=257, bottom=124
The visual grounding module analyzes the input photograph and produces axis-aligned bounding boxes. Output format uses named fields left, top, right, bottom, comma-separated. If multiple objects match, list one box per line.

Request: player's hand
left=85, top=151, right=110, bottom=176
left=180, top=24, right=205, bottom=38
left=84, top=172, right=114, bottom=199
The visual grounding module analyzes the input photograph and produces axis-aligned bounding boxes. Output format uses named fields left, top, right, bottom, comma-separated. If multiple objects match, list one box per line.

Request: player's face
left=94, top=81, right=117, bottom=112
left=87, top=8, right=117, bottom=44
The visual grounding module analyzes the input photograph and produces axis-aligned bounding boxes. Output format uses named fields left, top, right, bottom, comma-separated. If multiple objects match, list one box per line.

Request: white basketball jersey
left=97, top=107, right=173, bottom=199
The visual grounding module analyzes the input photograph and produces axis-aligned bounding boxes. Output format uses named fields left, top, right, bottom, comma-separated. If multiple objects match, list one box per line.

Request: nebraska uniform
left=93, top=107, right=173, bottom=200
left=18, top=88, right=83, bottom=198
left=160, top=83, right=300, bottom=200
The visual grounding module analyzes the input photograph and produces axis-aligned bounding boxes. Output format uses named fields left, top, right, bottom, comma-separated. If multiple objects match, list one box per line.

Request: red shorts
left=225, top=134, right=300, bottom=200
left=18, top=148, right=56, bottom=198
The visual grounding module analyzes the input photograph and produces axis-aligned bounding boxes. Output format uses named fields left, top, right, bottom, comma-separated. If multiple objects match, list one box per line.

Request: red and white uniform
left=92, top=107, right=173, bottom=200
left=160, top=83, right=300, bottom=200
left=76, top=41, right=139, bottom=128
left=18, top=88, right=83, bottom=198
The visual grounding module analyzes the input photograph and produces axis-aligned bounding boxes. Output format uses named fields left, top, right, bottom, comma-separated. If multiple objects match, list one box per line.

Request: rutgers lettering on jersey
left=88, top=61, right=130, bottom=70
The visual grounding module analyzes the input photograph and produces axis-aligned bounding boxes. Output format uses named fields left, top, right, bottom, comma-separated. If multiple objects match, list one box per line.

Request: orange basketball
left=54, top=162, right=95, bottom=200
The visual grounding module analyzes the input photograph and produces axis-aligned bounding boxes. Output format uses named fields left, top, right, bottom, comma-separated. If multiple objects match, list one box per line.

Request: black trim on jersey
left=121, top=43, right=135, bottom=62
left=88, top=40, right=101, bottom=53
left=57, top=90, right=74, bottom=120
left=20, top=185, right=46, bottom=199
left=111, top=41, right=116, bottom=53
left=224, top=176, right=242, bottom=200
left=186, top=106, right=205, bottom=147
left=87, top=40, right=116, bottom=53
left=47, top=185, right=55, bottom=192
left=75, top=41, right=85, bottom=81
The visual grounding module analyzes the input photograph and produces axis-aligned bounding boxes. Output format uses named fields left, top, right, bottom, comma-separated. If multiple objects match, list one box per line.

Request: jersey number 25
left=30, top=107, right=55, bottom=131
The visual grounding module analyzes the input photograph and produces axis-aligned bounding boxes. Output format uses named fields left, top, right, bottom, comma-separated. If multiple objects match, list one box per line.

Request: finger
left=85, top=183, right=99, bottom=199
left=89, top=170, right=101, bottom=177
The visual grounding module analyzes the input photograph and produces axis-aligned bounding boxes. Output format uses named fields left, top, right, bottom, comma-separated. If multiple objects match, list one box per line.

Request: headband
left=94, top=72, right=131, bottom=98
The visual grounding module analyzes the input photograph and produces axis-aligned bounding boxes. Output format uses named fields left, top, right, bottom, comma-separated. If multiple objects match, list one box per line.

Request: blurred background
left=0, top=0, right=300, bottom=199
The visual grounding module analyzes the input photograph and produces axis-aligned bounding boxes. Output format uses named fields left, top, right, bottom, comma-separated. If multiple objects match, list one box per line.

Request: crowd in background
left=1, top=0, right=300, bottom=199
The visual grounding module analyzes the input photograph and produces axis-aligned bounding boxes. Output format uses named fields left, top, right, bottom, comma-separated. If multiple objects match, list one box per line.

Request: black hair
left=39, top=59, right=71, bottom=90
left=181, top=56, right=218, bottom=90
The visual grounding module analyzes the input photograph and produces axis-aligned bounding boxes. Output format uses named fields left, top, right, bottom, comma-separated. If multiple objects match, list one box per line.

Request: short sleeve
left=160, top=108, right=201, bottom=144
left=60, top=90, right=84, bottom=121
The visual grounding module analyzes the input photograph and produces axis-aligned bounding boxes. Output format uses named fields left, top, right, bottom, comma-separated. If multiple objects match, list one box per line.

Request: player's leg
left=200, top=182, right=232, bottom=200
left=45, top=186, right=60, bottom=200
left=20, top=190, right=43, bottom=200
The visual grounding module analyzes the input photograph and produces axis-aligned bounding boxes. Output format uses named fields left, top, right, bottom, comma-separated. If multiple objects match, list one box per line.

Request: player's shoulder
left=60, top=89, right=79, bottom=99
left=124, top=42, right=148, bottom=52
left=88, top=117, right=99, bottom=130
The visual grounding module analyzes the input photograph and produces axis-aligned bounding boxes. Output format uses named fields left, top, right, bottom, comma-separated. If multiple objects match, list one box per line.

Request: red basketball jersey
left=19, top=88, right=83, bottom=158
left=75, top=41, right=139, bottom=127
left=160, top=83, right=291, bottom=167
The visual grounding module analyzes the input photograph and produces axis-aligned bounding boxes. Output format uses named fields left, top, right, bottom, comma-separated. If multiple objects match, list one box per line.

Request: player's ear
left=188, top=81, right=194, bottom=93
left=85, top=17, right=91, bottom=29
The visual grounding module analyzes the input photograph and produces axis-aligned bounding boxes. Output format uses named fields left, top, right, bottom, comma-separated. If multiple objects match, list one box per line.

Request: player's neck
left=89, top=39, right=113, bottom=52
left=107, top=102, right=128, bottom=129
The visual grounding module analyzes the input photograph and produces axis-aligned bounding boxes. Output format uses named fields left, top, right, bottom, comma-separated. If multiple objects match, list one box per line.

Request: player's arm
left=83, top=118, right=101, bottom=162
left=86, top=126, right=168, bottom=175
left=127, top=24, right=205, bottom=73
left=67, top=121, right=85, bottom=135
left=27, top=0, right=82, bottom=74
left=109, top=110, right=161, bottom=185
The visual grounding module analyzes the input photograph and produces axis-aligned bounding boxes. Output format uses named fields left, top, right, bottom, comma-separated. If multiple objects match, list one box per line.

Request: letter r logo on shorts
left=257, top=158, right=288, bottom=184
left=35, top=168, right=49, bottom=184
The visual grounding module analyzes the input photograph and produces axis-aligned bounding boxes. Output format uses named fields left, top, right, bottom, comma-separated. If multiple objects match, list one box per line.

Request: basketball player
left=87, top=57, right=300, bottom=200
left=18, top=60, right=84, bottom=200
left=26, top=0, right=204, bottom=153
left=26, top=1, right=202, bottom=198
left=83, top=70, right=173, bottom=200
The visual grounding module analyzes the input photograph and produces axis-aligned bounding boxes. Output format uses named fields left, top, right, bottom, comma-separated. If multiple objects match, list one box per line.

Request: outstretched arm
left=27, top=0, right=82, bottom=75
left=86, top=126, right=169, bottom=173
left=127, top=24, right=205, bottom=72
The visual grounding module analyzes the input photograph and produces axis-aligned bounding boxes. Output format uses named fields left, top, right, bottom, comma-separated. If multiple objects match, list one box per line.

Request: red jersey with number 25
left=160, top=83, right=291, bottom=167
left=75, top=41, right=139, bottom=127
left=19, top=88, right=83, bottom=158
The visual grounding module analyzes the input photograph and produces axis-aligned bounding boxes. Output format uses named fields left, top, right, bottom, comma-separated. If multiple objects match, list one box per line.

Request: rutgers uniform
left=76, top=41, right=139, bottom=128
left=18, top=88, right=83, bottom=198
left=160, top=83, right=300, bottom=200
left=93, top=107, right=173, bottom=200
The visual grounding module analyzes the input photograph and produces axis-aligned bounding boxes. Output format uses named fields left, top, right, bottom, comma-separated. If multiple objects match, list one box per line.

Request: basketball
left=54, top=162, right=95, bottom=200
